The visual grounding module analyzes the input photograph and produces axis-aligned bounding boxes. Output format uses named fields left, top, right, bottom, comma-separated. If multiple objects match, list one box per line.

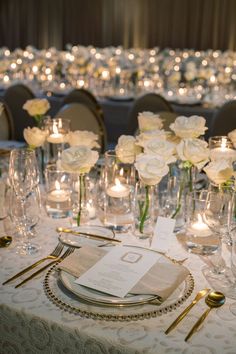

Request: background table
left=1, top=213, right=236, bottom=354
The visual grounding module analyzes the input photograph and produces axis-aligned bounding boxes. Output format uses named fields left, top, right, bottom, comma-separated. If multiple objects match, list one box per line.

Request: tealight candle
left=47, top=123, right=65, bottom=144
left=210, top=137, right=236, bottom=162
left=189, top=214, right=212, bottom=237
left=47, top=181, right=70, bottom=202
left=106, top=178, right=130, bottom=198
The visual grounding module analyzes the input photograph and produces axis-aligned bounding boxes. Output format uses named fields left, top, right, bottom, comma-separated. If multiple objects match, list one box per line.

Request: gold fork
left=15, top=247, right=74, bottom=288
left=2, top=242, right=64, bottom=285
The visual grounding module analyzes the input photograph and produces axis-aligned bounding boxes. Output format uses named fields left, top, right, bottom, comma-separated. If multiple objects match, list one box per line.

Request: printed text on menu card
left=75, top=246, right=161, bottom=298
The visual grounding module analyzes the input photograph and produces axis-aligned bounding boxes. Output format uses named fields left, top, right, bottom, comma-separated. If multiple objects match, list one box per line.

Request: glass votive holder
left=209, top=136, right=236, bottom=163
left=44, top=165, right=72, bottom=218
left=45, top=118, right=70, bottom=164
left=177, top=190, right=220, bottom=255
left=98, top=150, right=135, bottom=232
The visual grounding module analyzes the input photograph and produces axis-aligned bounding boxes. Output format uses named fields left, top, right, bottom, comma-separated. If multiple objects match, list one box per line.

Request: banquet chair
left=3, top=84, right=35, bottom=141
left=126, top=93, right=174, bottom=135
left=55, top=102, right=107, bottom=153
left=211, top=100, right=236, bottom=137
left=0, top=102, right=14, bottom=140
left=61, top=88, right=104, bottom=119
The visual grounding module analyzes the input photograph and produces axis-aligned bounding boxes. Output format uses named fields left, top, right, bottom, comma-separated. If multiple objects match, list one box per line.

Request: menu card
left=75, top=245, right=162, bottom=298
left=151, top=216, right=176, bottom=253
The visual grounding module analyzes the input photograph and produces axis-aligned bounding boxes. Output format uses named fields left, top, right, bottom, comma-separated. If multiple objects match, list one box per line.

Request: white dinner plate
left=58, top=225, right=115, bottom=248
left=58, top=247, right=184, bottom=306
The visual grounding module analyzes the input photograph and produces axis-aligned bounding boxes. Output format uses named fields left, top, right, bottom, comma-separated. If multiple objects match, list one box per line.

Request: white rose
left=176, top=138, right=209, bottom=170
left=143, top=138, right=176, bottom=164
left=204, top=160, right=234, bottom=185
left=136, top=130, right=167, bottom=147
left=135, top=154, right=169, bottom=186
left=115, top=135, right=142, bottom=164
left=59, top=146, right=99, bottom=174
left=23, top=98, right=50, bottom=116
left=138, top=111, right=163, bottom=132
left=228, top=129, right=236, bottom=148
left=23, top=127, right=47, bottom=148
left=65, top=130, right=100, bottom=149
left=170, top=115, right=207, bottom=138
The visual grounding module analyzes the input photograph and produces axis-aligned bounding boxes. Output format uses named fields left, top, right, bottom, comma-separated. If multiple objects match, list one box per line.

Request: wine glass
left=8, top=148, right=40, bottom=254
left=202, top=189, right=236, bottom=298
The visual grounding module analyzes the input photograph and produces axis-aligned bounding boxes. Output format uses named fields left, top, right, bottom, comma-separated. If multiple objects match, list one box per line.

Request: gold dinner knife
left=165, top=288, right=210, bottom=334
left=56, top=227, right=121, bottom=244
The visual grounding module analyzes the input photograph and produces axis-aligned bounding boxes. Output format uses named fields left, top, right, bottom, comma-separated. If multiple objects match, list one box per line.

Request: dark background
left=0, top=0, right=235, bottom=50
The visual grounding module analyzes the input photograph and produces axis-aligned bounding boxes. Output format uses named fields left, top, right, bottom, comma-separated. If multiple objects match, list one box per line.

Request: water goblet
left=8, top=148, right=40, bottom=255
left=201, top=189, right=236, bottom=297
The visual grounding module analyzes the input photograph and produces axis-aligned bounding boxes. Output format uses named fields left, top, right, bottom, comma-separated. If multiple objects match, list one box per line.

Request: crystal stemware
left=8, top=148, right=40, bottom=255
left=202, top=189, right=236, bottom=298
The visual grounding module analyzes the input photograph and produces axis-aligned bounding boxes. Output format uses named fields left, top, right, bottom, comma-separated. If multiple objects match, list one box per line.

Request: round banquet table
left=1, top=211, right=236, bottom=354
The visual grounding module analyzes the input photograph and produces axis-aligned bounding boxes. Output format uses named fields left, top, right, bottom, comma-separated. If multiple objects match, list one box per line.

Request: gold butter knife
left=165, top=288, right=210, bottom=334
left=56, top=227, right=121, bottom=244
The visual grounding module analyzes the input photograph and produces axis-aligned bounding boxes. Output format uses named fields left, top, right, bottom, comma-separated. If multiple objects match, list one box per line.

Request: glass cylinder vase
left=133, top=180, right=155, bottom=240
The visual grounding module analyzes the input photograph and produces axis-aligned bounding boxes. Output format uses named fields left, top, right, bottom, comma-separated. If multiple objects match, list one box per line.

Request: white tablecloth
left=1, top=215, right=236, bottom=354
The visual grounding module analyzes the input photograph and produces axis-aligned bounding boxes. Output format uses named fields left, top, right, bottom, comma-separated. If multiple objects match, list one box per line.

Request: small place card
left=151, top=216, right=176, bottom=253
left=75, top=245, right=161, bottom=298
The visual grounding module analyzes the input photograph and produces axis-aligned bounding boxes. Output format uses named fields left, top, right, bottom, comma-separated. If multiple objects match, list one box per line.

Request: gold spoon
left=0, top=236, right=12, bottom=248
left=185, top=291, right=225, bottom=341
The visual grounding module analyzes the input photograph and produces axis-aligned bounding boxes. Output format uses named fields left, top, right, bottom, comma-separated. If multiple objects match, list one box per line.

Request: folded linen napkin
left=58, top=245, right=190, bottom=301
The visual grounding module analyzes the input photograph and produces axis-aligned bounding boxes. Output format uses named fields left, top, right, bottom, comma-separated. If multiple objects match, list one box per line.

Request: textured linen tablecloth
left=1, top=216, right=236, bottom=354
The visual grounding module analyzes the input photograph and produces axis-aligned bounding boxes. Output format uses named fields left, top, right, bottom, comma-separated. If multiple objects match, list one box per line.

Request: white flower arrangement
left=204, top=160, right=234, bottom=186
left=23, top=98, right=50, bottom=125
left=23, top=127, right=48, bottom=149
left=65, top=130, right=100, bottom=149
left=170, top=115, right=208, bottom=138
left=115, top=135, right=142, bottom=164
left=59, top=146, right=99, bottom=174
left=138, top=111, right=163, bottom=132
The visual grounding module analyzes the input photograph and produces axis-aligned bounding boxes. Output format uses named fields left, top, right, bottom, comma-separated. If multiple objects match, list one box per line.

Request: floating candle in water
left=47, top=122, right=64, bottom=143
left=189, top=214, right=212, bottom=237
left=210, top=137, right=236, bottom=162
left=106, top=178, right=130, bottom=198
left=47, top=181, right=70, bottom=202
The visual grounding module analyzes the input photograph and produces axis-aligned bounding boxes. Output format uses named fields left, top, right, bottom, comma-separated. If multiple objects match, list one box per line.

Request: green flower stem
left=171, top=177, right=184, bottom=219
left=171, top=163, right=193, bottom=219
left=139, top=185, right=150, bottom=233
left=34, top=115, right=43, bottom=125
left=77, top=174, right=84, bottom=226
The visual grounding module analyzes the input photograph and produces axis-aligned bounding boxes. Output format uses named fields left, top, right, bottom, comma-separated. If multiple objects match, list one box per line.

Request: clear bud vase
left=133, top=180, right=155, bottom=240
left=170, top=162, right=197, bottom=232
left=71, top=173, right=90, bottom=227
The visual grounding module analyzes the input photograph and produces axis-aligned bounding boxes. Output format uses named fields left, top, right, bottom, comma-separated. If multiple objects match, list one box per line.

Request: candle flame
left=115, top=178, right=121, bottom=187
left=55, top=180, right=61, bottom=190
left=221, top=137, right=227, bottom=150
left=52, top=123, right=59, bottom=134
left=197, top=213, right=203, bottom=223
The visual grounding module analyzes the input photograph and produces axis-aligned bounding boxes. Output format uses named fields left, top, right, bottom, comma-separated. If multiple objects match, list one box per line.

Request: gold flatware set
left=165, top=288, right=226, bottom=341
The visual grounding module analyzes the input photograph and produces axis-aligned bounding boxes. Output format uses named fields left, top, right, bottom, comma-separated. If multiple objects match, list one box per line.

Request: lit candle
left=189, top=214, right=212, bottom=237
left=47, top=123, right=64, bottom=143
left=47, top=181, right=70, bottom=202
left=210, top=137, right=236, bottom=162
left=106, top=178, right=130, bottom=198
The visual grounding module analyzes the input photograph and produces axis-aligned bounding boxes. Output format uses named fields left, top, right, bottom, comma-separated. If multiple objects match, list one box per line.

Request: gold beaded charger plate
left=44, top=252, right=194, bottom=321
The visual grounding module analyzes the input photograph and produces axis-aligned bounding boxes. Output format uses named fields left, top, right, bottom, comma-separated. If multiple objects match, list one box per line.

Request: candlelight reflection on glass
left=45, top=118, right=70, bottom=164
left=209, top=136, right=236, bottom=163
left=97, top=150, right=135, bottom=232
left=45, top=165, right=72, bottom=218
left=178, top=190, right=220, bottom=255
